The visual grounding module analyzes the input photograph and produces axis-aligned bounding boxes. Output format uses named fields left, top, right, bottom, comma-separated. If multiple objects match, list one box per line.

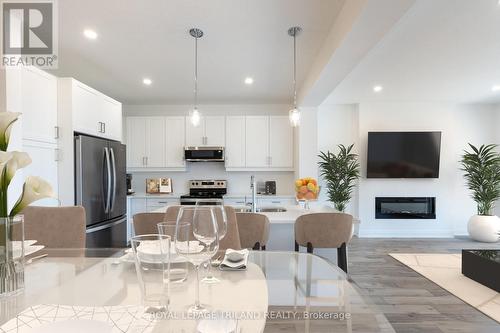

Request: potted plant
left=318, top=144, right=360, bottom=212
left=460, top=143, right=500, bottom=242
left=0, top=111, right=54, bottom=295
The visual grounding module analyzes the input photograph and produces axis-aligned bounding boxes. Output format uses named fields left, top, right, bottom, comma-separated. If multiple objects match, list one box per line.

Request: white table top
left=0, top=250, right=391, bottom=333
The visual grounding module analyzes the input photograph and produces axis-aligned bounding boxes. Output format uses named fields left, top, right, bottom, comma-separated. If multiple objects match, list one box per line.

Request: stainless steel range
left=179, top=180, right=227, bottom=205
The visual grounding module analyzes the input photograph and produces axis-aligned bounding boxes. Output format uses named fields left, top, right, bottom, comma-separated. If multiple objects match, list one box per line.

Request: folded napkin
left=219, top=249, right=249, bottom=271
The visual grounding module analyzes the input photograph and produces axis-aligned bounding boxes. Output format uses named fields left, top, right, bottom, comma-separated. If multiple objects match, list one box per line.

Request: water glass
left=131, top=234, right=170, bottom=314
left=157, top=222, right=188, bottom=283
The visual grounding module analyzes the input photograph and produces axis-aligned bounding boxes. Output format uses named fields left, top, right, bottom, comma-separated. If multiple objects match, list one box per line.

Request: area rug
left=389, top=253, right=500, bottom=323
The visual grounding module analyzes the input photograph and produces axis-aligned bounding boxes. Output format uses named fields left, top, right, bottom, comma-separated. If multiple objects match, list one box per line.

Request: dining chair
left=294, top=212, right=353, bottom=273
left=235, top=212, right=270, bottom=250
left=133, top=213, right=166, bottom=235
left=21, top=206, right=86, bottom=248
left=165, top=205, right=242, bottom=250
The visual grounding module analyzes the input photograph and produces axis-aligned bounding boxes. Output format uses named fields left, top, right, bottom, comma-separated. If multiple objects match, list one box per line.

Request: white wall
left=318, top=102, right=497, bottom=237
left=495, top=104, right=500, bottom=217
left=123, top=104, right=295, bottom=195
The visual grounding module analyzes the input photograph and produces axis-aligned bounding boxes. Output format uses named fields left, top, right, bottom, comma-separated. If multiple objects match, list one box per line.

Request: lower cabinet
left=127, top=197, right=180, bottom=242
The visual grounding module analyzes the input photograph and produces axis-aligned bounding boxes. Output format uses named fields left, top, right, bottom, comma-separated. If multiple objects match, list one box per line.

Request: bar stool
left=235, top=212, right=270, bottom=250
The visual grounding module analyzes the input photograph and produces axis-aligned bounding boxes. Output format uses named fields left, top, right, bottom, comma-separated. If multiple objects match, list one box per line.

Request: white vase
left=467, top=215, right=500, bottom=243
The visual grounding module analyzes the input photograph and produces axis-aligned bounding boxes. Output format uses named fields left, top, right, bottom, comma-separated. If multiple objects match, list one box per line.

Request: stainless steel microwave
left=184, top=147, right=224, bottom=162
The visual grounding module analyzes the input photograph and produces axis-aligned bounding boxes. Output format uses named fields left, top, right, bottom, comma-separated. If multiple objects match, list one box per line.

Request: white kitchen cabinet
left=22, top=140, right=59, bottom=206
left=245, top=116, right=269, bottom=168
left=126, top=117, right=147, bottom=168
left=186, top=116, right=225, bottom=147
left=20, top=67, right=58, bottom=143
left=126, top=116, right=185, bottom=171
left=269, top=116, right=294, bottom=168
left=71, top=79, right=122, bottom=141
left=225, top=116, right=246, bottom=168
left=146, top=117, right=166, bottom=168
left=165, top=117, right=186, bottom=167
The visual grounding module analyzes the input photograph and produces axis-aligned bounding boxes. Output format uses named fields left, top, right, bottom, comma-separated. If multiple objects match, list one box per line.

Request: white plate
left=9, top=241, right=45, bottom=259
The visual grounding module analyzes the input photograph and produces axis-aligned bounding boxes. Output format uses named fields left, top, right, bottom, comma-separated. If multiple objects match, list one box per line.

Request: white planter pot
left=467, top=215, right=500, bottom=243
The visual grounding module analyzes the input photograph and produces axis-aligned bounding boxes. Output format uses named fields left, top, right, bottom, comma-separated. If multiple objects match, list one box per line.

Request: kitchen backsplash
left=130, top=162, right=294, bottom=195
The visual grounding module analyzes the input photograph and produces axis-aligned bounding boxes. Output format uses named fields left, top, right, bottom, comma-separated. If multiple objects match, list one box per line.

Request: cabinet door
left=269, top=116, right=293, bottom=168
left=205, top=116, right=225, bottom=146
left=225, top=116, right=246, bottom=167
left=72, top=81, right=101, bottom=136
left=20, top=67, right=58, bottom=143
left=165, top=117, right=186, bottom=167
left=245, top=116, right=269, bottom=167
left=146, top=117, right=166, bottom=168
left=101, top=97, right=122, bottom=141
left=22, top=141, right=59, bottom=206
left=185, top=117, right=204, bottom=146
left=126, top=118, right=147, bottom=168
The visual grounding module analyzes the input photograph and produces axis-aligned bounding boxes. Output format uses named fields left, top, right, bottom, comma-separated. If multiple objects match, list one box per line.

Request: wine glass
left=175, top=206, right=219, bottom=314
left=195, top=200, right=227, bottom=284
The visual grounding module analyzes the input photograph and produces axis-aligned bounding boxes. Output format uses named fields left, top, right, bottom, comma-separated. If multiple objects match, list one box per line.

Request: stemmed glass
left=196, top=199, right=227, bottom=284
left=175, top=206, right=219, bottom=314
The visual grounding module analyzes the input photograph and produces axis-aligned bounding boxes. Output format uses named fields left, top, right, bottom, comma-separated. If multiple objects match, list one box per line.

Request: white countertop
left=223, top=194, right=295, bottom=199
left=127, top=193, right=181, bottom=199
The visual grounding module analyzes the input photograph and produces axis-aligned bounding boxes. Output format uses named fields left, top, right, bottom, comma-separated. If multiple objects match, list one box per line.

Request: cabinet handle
left=54, top=126, right=59, bottom=139
left=54, top=149, right=59, bottom=162
left=142, top=157, right=146, bottom=166
left=271, top=201, right=280, bottom=204
left=269, top=156, right=272, bottom=166
left=157, top=201, right=168, bottom=204
left=102, top=122, right=106, bottom=133
left=235, top=201, right=245, bottom=204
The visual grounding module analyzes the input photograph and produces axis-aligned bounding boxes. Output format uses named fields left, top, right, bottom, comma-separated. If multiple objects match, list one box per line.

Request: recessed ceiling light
left=143, top=78, right=152, bottom=86
left=491, top=85, right=500, bottom=92
left=83, top=29, right=98, bottom=40
left=373, top=85, right=383, bottom=93
left=244, top=77, right=254, bottom=85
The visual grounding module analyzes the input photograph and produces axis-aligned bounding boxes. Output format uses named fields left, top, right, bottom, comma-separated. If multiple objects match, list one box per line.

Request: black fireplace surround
left=375, top=197, right=436, bottom=219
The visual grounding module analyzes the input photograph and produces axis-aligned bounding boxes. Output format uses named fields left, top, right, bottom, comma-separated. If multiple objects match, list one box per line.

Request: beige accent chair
left=21, top=206, right=86, bottom=248
left=164, top=206, right=241, bottom=250
left=295, top=212, right=353, bottom=273
left=236, top=213, right=270, bottom=250
left=133, top=213, right=166, bottom=235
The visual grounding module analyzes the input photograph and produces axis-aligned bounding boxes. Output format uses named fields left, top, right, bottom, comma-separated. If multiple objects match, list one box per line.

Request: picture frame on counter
left=146, top=178, right=173, bottom=194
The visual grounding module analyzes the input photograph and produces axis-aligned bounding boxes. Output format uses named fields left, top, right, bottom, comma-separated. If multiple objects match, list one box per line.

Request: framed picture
left=146, top=179, right=160, bottom=194
left=159, top=178, right=173, bottom=193
left=146, top=178, right=173, bottom=194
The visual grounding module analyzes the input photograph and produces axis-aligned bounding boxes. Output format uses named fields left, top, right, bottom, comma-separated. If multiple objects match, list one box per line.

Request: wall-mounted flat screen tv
left=367, top=132, right=441, bottom=178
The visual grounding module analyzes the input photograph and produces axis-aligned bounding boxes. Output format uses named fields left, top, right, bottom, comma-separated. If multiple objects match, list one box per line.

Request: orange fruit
left=305, top=192, right=315, bottom=200
left=299, top=185, right=308, bottom=194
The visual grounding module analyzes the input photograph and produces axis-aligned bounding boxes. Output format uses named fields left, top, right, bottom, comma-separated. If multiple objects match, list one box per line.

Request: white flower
left=0, top=151, right=31, bottom=189
left=0, top=112, right=21, bottom=151
left=10, top=176, right=55, bottom=216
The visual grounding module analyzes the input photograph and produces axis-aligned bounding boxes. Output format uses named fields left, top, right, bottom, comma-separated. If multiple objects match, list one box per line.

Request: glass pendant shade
left=190, top=108, right=201, bottom=127
left=289, top=108, right=300, bottom=127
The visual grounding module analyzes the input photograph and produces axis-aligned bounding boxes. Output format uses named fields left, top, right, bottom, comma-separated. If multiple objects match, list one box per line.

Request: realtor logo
left=1, top=0, right=58, bottom=68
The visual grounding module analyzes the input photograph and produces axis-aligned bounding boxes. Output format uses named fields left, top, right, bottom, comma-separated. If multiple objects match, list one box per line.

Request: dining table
left=0, top=249, right=395, bottom=333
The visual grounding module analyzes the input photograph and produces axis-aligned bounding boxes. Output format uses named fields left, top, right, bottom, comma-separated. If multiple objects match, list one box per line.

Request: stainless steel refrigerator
left=75, top=134, right=127, bottom=248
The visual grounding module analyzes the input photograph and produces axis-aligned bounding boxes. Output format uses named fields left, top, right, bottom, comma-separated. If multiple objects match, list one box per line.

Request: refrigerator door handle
left=86, top=217, right=126, bottom=233
left=109, top=147, right=117, bottom=212
left=104, top=147, right=112, bottom=213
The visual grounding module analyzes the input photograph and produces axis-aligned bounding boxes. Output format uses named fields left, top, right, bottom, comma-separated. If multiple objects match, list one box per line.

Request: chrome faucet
left=250, top=175, right=257, bottom=213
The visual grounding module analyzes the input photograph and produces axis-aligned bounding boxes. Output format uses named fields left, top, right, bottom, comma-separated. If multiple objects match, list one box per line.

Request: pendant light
left=189, top=28, right=203, bottom=127
left=288, top=26, right=302, bottom=127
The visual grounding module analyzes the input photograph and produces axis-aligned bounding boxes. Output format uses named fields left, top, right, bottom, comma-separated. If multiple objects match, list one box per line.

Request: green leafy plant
left=460, top=144, right=500, bottom=216
left=318, top=144, right=360, bottom=212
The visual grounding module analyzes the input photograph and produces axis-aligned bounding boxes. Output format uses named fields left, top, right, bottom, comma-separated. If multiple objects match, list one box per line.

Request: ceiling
left=323, top=0, right=500, bottom=105
left=50, top=0, right=344, bottom=105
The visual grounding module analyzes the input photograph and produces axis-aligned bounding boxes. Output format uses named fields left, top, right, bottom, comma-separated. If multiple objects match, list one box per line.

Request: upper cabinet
left=126, top=116, right=185, bottom=171
left=68, top=79, right=122, bottom=141
left=225, top=116, right=246, bottom=168
left=186, top=116, right=225, bottom=147
left=20, top=67, right=58, bottom=144
left=227, top=115, right=294, bottom=171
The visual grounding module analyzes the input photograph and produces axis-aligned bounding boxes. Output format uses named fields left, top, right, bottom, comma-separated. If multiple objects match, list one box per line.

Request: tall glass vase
left=0, top=216, right=25, bottom=296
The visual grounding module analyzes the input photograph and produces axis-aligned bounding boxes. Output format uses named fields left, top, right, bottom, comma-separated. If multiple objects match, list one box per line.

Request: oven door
left=184, top=147, right=224, bottom=162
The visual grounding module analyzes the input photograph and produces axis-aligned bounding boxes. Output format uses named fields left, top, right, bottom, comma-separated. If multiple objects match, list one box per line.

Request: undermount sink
left=232, top=207, right=288, bottom=213
left=257, top=207, right=287, bottom=213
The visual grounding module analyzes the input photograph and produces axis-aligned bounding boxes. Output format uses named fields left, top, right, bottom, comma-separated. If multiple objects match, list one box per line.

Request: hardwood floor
left=347, top=238, right=500, bottom=333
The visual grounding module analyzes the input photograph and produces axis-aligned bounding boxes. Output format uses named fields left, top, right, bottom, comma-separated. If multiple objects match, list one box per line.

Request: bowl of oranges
left=295, top=177, right=320, bottom=201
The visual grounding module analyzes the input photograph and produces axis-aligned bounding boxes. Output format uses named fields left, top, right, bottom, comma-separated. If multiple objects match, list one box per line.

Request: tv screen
left=367, top=132, right=441, bottom=178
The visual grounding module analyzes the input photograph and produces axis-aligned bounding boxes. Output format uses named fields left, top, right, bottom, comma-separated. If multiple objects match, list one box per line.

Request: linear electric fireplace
left=375, top=197, right=436, bottom=219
